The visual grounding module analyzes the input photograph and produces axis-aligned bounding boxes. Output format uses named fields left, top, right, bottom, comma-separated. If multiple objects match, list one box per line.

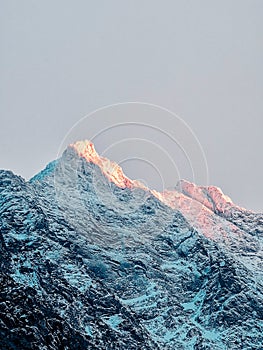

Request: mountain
left=0, top=140, right=262, bottom=350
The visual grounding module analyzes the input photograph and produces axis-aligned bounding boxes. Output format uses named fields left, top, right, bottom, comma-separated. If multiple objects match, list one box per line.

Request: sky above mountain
left=0, top=1, right=262, bottom=211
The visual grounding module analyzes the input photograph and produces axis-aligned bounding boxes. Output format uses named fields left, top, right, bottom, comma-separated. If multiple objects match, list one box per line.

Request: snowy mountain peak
left=177, top=179, right=245, bottom=214
left=70, top=140, right=239, bottom=215
left=66, top=140, right=263, bottom=242
left=1, top=140, right=262, bottom=349
left=71, top=140, right=151, bottom=191
left=71, top=140, right=140, bottom=189
left=70, top=140, right=99, bottom=163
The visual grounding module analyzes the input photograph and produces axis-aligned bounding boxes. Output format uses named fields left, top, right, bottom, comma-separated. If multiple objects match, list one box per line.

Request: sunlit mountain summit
left=0, top=140, right=262, bottom=349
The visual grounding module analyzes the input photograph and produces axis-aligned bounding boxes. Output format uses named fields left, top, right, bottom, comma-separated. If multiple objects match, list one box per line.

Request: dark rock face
left=0, top=150, right=262, bottom=349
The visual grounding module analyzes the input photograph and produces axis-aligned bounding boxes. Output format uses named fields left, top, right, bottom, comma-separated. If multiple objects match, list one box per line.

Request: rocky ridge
left=0, top=141, right=262, bottom=349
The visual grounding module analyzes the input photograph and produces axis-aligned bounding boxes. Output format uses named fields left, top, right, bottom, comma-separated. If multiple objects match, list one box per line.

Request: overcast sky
left=1, top=1, right=262, bottom=212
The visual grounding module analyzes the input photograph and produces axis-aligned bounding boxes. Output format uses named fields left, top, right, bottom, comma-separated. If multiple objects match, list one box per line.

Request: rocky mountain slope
left=0, top=140, right=262, bottom=349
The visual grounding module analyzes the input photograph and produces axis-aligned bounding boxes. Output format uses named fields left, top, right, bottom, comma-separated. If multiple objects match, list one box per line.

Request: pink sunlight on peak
left=71, top=140, right=246, bottom=241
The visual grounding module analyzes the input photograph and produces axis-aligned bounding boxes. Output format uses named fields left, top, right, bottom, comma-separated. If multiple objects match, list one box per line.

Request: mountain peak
left=70, top=140, right=146, bottom=189
left=69, top=140, right=244, bottom=217
left=177, top=179, right=244, bottom=214
left=1, top=140, right=262, bottom=349
left=70, top=140, right=100, bottom=163
left=66, top=140, right=263, bottom=241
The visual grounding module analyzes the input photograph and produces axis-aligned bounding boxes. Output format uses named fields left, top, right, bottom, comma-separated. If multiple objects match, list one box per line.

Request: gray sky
left=0, top=0, right=262, bottom=212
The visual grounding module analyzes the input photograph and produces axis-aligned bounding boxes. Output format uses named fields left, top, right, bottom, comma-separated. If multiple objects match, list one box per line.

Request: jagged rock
left=0, top=141, right=262, bottom=349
